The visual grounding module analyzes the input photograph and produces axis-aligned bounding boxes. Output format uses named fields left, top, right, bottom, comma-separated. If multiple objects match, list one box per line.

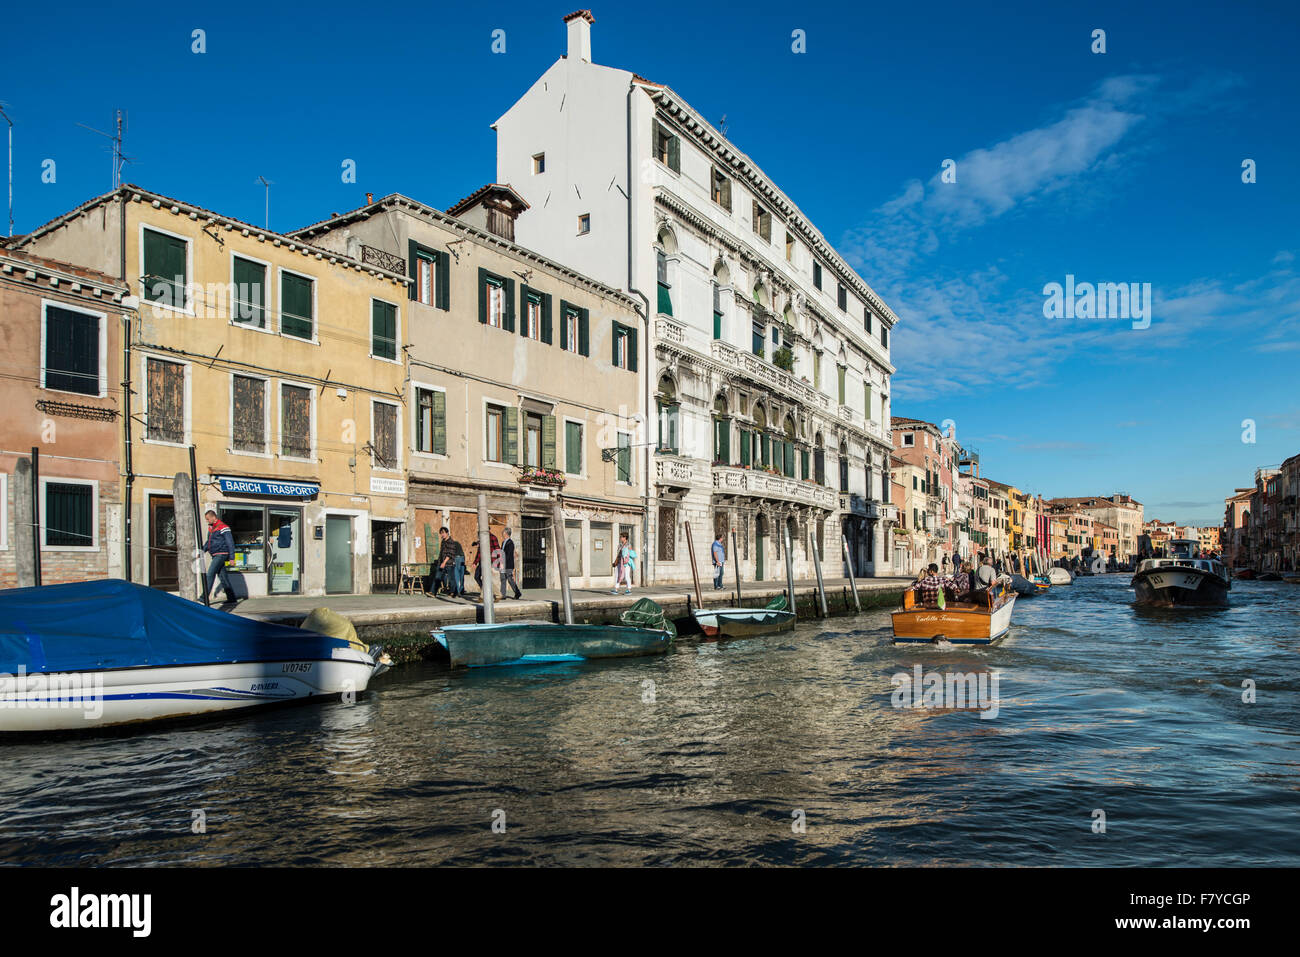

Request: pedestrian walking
left=611, top=532, right=636, bottom=595
left=435, top=527, right=465, bottom=597
left=500, top=528, right=523, bottom=599
left=203, top=509, right=236, bottom=603
left=711, top=533, right=726, bottom=590
left=472, top=531, right=502, bottom=600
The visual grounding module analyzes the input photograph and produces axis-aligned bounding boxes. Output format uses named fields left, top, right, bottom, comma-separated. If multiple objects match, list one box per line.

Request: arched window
left=839, top=440, right=850, bottom=493
left=814, top=432, right=826, bottom=485
left=656, top=374, right=679, bottom=454
left=656, top=227, right=677, bottom=317
left=753, top=405, right=769, bottom=469
left=780, top=415, right=796, bottom=477
left=713, top=394, right=730, bottom=465
left=712, top=261, right=729, bottom=341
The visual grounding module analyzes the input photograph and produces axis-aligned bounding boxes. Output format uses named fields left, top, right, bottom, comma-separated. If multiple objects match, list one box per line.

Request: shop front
left=210, top=475, right=319, bottom=598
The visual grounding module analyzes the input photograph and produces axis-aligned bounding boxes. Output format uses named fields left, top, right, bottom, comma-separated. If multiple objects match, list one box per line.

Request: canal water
left=2, top=575, right=1297, bottom=866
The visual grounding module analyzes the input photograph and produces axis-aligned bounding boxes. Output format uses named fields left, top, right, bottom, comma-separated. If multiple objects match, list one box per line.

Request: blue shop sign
left=218, top=476, right=320, bottom=498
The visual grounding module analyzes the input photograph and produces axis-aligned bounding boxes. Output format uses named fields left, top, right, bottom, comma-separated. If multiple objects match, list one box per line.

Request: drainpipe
left=627, top=80, right=652, bottom=585
left=120, top=190, right=134, bottom=582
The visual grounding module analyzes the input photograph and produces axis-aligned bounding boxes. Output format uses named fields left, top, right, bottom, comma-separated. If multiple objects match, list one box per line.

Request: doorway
left=370, top=521, right=401, bottom=593
left=755, top=514, right=766, bottom=581
left=521, top=515, right=547, bottom=589
left=148, top=495, right=179, bottom=590
left=325, top=515, right=354, bottom=594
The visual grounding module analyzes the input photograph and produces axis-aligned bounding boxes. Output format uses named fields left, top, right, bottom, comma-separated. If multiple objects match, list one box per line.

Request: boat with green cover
left=691, top=594, right=796, bottom=639
left=432, top=599, right=676, bottom=668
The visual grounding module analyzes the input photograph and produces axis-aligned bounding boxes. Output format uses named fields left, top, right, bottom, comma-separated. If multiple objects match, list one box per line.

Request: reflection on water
left=2, top=576, right=1299, bottom=866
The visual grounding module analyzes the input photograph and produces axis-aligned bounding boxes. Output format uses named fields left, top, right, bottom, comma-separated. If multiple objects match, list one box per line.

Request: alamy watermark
left=0, top=667, right=104, bottom=720
left=1043, top=274, right=1152, bottom=330
left=891, top=665, right=1000, bottom=719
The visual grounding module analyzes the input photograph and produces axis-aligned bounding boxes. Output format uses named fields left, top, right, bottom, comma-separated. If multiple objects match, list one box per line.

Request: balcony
left=710, top=340, right=829, bottom=410
left=877, top=503, right=900, bottom=523
left=655, top=316, right=685, bottom=347
left=654, top=453, right=709, bottom=490
left=713, top=465, right=837, bottom=509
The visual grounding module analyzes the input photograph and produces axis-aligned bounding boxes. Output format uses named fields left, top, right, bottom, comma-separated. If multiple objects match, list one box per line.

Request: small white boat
left=0, top=580, right=388, bottom=733
left=692, top=595, right=795, bottom=639
left=1048, top=567, right=1073, bottom=585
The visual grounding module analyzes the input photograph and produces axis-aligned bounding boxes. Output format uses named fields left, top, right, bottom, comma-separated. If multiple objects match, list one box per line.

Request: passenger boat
left=891, top=581, right=1018, bottom=645
left=433, top=598, right=675, bottom=668
left=1130, top=539, right=1231, bottom=607
left=692, top=594, right=795, bottom=639
left=1048, top=566, right=1073, bottom=585
left=0, top=580, right=389, bottom=733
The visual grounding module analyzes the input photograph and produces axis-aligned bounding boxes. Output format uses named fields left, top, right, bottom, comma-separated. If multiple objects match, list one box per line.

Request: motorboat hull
left=1048, top=567, right=1073, bottom=585
left=0, top=650, right=380, bottom=732
left=433, top=621, right=672, bottom=668
left=1130, top=567, right=1230, bottom=607
left=692, top=607, right=796, bottom=639
left=892, top=594, right=1017, bottom=645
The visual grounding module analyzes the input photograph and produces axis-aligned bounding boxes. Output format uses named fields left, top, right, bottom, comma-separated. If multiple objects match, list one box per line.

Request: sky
left=2, top=0, right=1296, bottom=526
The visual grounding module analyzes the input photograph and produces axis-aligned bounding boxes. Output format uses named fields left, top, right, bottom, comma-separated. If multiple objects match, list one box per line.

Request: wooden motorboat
left=1130, top=540, right=1230, bottom=607
left=692, top=594, right=795, bottom=639
left=891, top=582, right=1018, bottom=645
left=1234, top=568, right=1256, bottom=580
left=432, top=598, right=675, bottom=668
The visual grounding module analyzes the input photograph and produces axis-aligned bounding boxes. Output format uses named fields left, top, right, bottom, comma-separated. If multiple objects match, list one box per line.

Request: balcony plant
left=517, top=465, right=567, bottom=487
left=772, top=346, right=795, bottom=372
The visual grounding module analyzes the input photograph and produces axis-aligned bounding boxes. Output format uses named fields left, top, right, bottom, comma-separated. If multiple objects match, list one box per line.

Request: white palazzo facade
left=492, top=11, right=900, bottom=584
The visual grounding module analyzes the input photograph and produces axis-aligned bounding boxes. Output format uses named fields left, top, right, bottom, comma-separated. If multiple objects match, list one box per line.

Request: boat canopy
left=0, top=579, right=352, bottom=675
left=619, top=598, right=677, bottom=640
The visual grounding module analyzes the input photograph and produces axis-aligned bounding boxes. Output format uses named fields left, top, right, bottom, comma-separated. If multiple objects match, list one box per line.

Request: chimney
left=564, top=9, right=594, bottom=63
left=365, top=192, right=374, bottom=205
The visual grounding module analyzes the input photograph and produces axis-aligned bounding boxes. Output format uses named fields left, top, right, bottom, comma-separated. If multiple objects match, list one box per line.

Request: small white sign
left=525, top=487, right=552, bottom=500
left=370, top=476, right=406, bottom=496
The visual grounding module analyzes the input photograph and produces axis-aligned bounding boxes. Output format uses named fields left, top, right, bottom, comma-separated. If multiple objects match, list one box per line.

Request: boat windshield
left=1169, top=540, right=1198, bottom=559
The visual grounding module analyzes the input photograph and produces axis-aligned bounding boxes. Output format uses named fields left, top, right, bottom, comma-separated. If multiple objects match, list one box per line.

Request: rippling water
left=3, top=575, right=1298, bottom=866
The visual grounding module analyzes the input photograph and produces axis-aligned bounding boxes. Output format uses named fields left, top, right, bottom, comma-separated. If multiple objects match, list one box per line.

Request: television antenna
left=256, top=175, right=274, bottom=229
left=0, top=101, right=12, bottom=236
left=76, top=109, right=131, bottom=189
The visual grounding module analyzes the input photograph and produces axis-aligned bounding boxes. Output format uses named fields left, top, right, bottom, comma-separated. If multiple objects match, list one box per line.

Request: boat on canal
left=1130, top=539, right=1231, bottom=607
left=433, top=598, right=676, bottom=667
left=891, top=581, right=1018, bottom=645
left=0, top=580, right=389, bottom=733
left=1048, top=566, right=1073, bottom=585
left=692, top=594, right=795, bottom=639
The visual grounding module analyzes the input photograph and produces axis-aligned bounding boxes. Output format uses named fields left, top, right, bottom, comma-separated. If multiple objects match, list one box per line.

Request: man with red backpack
left=203, top=509, right=236, bottom=603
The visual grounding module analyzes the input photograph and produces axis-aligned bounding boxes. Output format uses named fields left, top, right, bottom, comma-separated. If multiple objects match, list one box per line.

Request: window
left=617, top=432, right=632, bottom=483
left=522, top=291, right=541, bottom=340
left=711, top=168, right=732, bottom=211
left=752, top=320, right=765, bottom=357
left=837, top=365, right=846, bottom=405
left=42, top=302, right=103, bottom=396
left=560, top=301, right=588, bottom=355
left=654, top=121, right=680, bottom=172
left=577, top=213, right=591, bottom=235
left=656, top=249, right=672, bottom=316
left=142, top=227, right=189, bottom=309
left=145, top=357, right=185, bottom=444
left=409, top=241, right=448, bottom=310
left=565, top=420, right=583, bottom=474
left=657, top=376, right=679, bottom=453
left=864, top=383, right=873, bottom=424
left=280, top=270, right=314, bottom=340
left=280, top=384, right=312, bottom=459
left=416, top=251, right=436, bottom=306
left=751, top=200, right=771, bottom=242
left=612, top=322, right=637, bottom=371
left=532, top=153, right=545, bottom=174
left=43, top=480, right=96, bottom=549
left=902, top=432, right=914, bottom=447
left=771, top=326, right=780, bottom=345
left=524, top=412, right=544, bottom=468
left=813, top=261, right=823, bottom=290
left=371, top=299, right=398, bottom=360
left=485, top=278, right=505, bottom=327
left=785, top=232, right=795, bottom=262
left=486, top=403, right=505, bottom=463
left=564, top=307, right=579, bottom=353
left=232, top=256, right=267, bottom=327
left=371, top=401, right=398, bottom=470
left=232, top=374, right=267, bottom=454
left=712, top=282, right=723, bottom=340
left=881, top=324, right=889, bottom=349
left=863, top=306, right=872, bottom=335
left=813, top=351, right=822, bottom=390
left=838, top=284, right=848, bottom=311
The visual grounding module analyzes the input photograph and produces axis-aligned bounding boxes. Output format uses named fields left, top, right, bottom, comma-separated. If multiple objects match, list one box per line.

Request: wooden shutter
left=44, top=306, right=99, bottom=395
left=784, top=441, right=794, bottom=477
left=232, top=257, right=266, bottom=326
left=559, top=302, right=571, bottom=350
left=407, top=240, right=420, bottom=300
left=541, top=293, right=553, bottom=344
left=667, top=134, right=680, bottom=172
left=281, top=272, right=313, bottom=339
left=504, top=406, right=519, bottom=465
left=477, top=268, right=489, bottom=324
left=503, top=278, right=516, bottom=332
left=232, top=375, right=266, bottom=452
left=281, top=385, right=311, bottom=458
left=739, top=428, right=751, bottom=466
left=519, top=287, right=530, bottom=337
left=578, top=308, right=589, bottom=356
left=565, top=421, right=581, bottom=473
left=627, top=324, right=637, bottom=372
left=431, top=390, right=446, bottom=455
left=143, top=229, right=186, bottom=306
left=612, top=322, right=621, bottom=365
left=542, top=415, right=557, bottom=469
left=715, top=418, right=730, bottom=465
left=146, top=358, right=185, bottom=443
left=373, top=402, right=397, bottom=468
left=435, top=251, right=450, bottom=310
left=372, top=300, right=397, bottom=359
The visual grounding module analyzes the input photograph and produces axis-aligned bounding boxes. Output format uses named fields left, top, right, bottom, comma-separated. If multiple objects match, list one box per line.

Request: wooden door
left=149, top=496, right=179, bottom=590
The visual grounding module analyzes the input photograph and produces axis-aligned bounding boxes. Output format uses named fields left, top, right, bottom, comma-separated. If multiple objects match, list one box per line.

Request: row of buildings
left=1222, top=454, right=1300, bottom=571
left=885, top=416, right=1147, bottom=573
left=0, top=12, right=904, bottom=596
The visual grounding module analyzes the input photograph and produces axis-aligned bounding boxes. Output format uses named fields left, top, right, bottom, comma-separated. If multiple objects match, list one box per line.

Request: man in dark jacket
left=203, top=509, right=236, bottom=603
left=501, top=527, right=523, bottom=599
left=435, top=527, right=464, bottom=597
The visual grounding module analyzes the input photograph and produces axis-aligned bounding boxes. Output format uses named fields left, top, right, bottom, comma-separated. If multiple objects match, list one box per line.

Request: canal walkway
left=233, top=575, right=912, bottom=660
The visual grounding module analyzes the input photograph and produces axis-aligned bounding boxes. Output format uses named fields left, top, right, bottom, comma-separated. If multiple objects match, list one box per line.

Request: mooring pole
left=189, top=446, right=208, bottom=606
left=550, top=500, right=573, bottom=625
left=477, top=493, right=495, bottom=625
left=731, top=528, right=742, bottom=605
left=30, top=446, right=41, bottom=586
left=842, top=534, right=861, bottom=613
left=810, top=528, right=828, bottom=617
left=783, top=522, right=797, bottom=620
left=683, top=520, right=704, bottom=610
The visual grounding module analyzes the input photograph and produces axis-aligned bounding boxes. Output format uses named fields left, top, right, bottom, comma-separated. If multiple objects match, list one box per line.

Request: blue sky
left=3, top=0, right=1296, bottom=525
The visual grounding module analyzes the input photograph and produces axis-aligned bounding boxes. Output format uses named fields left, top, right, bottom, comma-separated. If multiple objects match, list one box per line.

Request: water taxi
left=1130, top=539, right=1230, bottom=607
left=891, top=582, right=1018, bottom=645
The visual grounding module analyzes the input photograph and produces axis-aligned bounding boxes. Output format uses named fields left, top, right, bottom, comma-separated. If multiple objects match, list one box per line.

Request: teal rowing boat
left=432, top=599, right=676, bottom=668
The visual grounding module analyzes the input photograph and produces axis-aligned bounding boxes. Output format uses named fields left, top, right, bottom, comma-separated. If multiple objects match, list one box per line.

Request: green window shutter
left=657, top=283, right=673, bottom=317
left=372, top=300, right=397, bottom=360
left=477, top=268, right=489, bottom=324
left=612, top=321, right=620, bottom=365
left=143, top=229, right=187, bottom=306
left=407, top=240, right=419, bottom=300
left=559, top=303, right=570, bottom=350
left=431, top=390, right=447, bottom=455
left=519, top=286, right=530, bottom=337
left=837, top=365, right=846, bottom=404
left=715, top=418, right=730, bottom=465
left=232, top=257, right=266, bottom=326
left=436, top=251, right=450, bottom=310
left=627, top=324, right=638, bottom=372
left=739, top=428, right=751, bottom=466
left=801, top=450, right=809, bottom=480
left=503, top=406, right=519, bottom=465
left=784, top=441, right=794, bottom=477
left=503, top=278, right=516, bottom=332
left=565, top=421, right=582, bottom=474
left=713, top=310, right=722, bottom=340
left=579, top=308, right=589, bottom=356
left=281, top=272, right=313, bottom=339
left=542, top=414, right=557, bottom=469
left=668, top=134, right=681, bottom=172
left=541, top=294, right=553, bottom=344
left=617, top=433, right=631, bottom=483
